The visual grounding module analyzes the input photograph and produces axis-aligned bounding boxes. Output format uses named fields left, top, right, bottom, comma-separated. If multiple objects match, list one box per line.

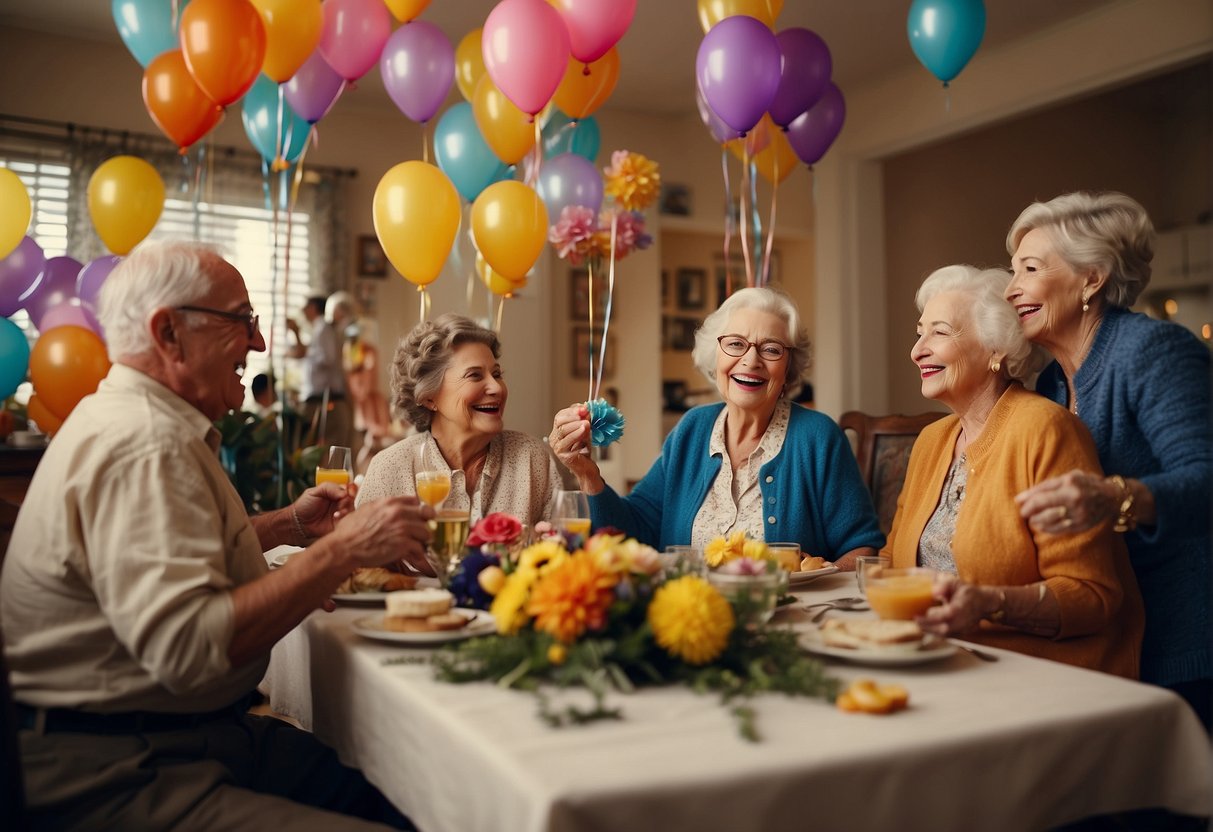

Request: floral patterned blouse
left=916, top=453, right=966, bottom=573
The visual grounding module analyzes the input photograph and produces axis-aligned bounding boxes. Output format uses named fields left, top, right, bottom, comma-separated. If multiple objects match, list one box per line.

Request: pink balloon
left=482, top=0, right=571, bottom=116
left=318, top=0, right=392, bottom=82
left=38, top=298, right=104, bottom=338
left=380, top=21, right=455, bottom=124
left=550, top=0, right=636, bottom=64
left=76, top=255, right=122, bottom=309
left=22, top=256, right=82, bottom=332
left=285, top=50, right=346, bottom=123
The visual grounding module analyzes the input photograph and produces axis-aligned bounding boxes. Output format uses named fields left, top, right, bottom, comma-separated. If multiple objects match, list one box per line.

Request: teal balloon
left=0, top=317, right=29, bottom=399
left=434, top=103, right=511, bottom=202
left=241, top=75, right=311, bottom=166
left=907, top=0, right=986, bottom=85
left=543, top=112, right=600, bottom=162
left=112, top=0, right=191, bottom=68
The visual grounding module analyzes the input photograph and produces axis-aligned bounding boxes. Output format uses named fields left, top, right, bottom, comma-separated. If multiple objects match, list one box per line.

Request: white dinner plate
left=351, top=609, right=496, bottom=645
left=798, top=629, right=958, bottom=666
left=331, top=577, right=440, bottom=604
left=787, top=565, right=840, bottom=587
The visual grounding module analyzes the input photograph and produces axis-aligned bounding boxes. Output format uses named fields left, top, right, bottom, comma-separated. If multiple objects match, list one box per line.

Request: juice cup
left=864, top=567, right=937, bottom=620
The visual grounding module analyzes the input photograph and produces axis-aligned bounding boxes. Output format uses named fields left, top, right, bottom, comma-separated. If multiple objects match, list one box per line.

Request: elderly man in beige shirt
left=1, top=241, right=432, bottom=830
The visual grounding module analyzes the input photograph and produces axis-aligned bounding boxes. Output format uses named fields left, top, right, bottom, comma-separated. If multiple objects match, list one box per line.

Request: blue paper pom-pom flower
left=587, top=398, right=625, bottom=447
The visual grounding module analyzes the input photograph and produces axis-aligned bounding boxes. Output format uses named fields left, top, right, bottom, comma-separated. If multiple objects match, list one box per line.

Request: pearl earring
left=1081, top=294, right=1090, bottom=313
left=990, top=360, right=1001, bottom=373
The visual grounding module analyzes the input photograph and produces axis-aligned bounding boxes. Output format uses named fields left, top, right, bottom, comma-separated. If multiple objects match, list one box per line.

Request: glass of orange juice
left=554, top=490, right=591, bottom=541
left=864, top=567, right=938, bottom=620
left=316, top=446, right=352, bottom=489
left=414, top=440, right=451, bottom=510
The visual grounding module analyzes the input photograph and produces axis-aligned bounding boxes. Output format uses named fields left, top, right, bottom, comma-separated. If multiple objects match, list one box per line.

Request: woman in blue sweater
left=1005, top=191, right=1211, bottom=728
left=548, top=287, right=883, bottom=562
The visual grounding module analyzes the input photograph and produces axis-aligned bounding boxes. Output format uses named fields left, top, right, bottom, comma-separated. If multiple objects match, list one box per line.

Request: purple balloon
left=769, top=28, right=833, bottom=128
left=537, top=153, right=604, bottom=220
left=695, top=83, right=741, bottom=145
left=786, top=83, right=846, bottom=166
left=380, top=21, right=455, bottom=124
left=22, top=255, right=82, bottom=331
left=0, top=236, right=46, bottom=318
left=76, top=255, right=122, bottom=309
left=696, top=16, right=782, bottom=135
left=38, top=298, right=103, bottom=338
left=284, top=51, right=346, bottom=124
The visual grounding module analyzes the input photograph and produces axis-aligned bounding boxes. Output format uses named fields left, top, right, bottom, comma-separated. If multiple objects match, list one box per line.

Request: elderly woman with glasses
left=550, top=287, right=883, bottom=559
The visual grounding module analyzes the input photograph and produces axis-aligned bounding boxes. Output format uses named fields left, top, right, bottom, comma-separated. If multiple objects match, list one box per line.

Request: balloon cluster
left=546, top=151, right=657, bottom=268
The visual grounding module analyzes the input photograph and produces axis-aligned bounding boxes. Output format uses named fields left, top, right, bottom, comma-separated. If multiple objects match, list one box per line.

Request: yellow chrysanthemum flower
left=647, top=576, right=734, bottom=665
left=490, top=569, right=537, bottom=635
left=704, top=531, right=747, bottom=568
left=603, top=150, right=661, bottom=212
left=742, top=540, right=774, bottom=562
left=526, top=555, right=617, bottom=643
left=517, top=541, right=569, bottom=573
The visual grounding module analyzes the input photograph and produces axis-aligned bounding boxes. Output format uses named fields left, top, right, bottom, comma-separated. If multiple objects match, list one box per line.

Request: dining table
left=261, top=568, right=1212, bottom=832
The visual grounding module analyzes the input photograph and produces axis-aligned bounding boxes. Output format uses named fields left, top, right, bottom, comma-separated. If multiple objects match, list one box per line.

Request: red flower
left=467, top=512, right=523, bottom=547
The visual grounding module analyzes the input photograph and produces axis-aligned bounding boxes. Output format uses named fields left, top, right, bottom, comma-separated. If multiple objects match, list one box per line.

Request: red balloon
left=180, top=0, right=267, bottom=107
left=29, top=325, right=112, bottom=421
left=143, top=49, right=224, bottom=151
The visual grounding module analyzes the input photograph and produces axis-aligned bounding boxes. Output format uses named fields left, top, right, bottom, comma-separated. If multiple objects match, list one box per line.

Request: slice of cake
left=383, top=589, right=468, bottom=633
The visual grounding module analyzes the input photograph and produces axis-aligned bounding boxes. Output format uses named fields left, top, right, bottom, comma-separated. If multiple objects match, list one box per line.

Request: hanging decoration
left=907, top=0, right=986, bottom=87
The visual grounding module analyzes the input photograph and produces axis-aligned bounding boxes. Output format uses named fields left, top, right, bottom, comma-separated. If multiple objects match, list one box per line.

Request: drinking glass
left=864, top=567, right=938, bottom=620
left=414, top=442, right=451, bottom=510
left=554, top=490, right=591, bottom=541
left=430, top=508, right=472, bottom=586
left=316, top=446, right=352, bottom=489
left=766, top=542, right=802, bottom=573
left=855, top=555, right=890, bottom=592
left=661, top=545, right=705, bottom=577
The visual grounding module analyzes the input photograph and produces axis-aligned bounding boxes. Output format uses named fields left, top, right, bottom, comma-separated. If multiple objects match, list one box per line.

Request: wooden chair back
left=839, top=411, right=946, bottom=535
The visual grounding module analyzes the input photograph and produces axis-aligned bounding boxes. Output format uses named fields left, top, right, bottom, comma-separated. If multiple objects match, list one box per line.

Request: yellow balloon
left=472, top=74, right=537, bottom=165
left=471, top=181, right=548, bottom=281
left=249, top=0, right=323, bottom=83
left=552, top=47, right=619, bottom=120
left=0, top=168, right=31, bottom=261
left=475, top=252, right=526, bottom=296
left=454, top=28, right=486, bottom=102
left=373, top=161, right=460, bottom=287
left=385, top=0, right=432, bottom=23
left=753, top=127, right=798, bottom=185
left=697, top=0, right=777, bottom=32
left=87, top=156, right=165, bottom=256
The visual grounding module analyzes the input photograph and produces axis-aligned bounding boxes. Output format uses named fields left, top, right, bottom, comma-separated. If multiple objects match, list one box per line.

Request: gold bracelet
left=1108, top=475, right=1137, bottom=533
left=987, top=588, right=1008, bottom=623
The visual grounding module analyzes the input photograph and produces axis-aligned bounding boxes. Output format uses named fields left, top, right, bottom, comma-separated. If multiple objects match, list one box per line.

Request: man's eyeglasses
left=717, top=335, right=791, bottom=361
left=176, top=305, right=260, bottom=339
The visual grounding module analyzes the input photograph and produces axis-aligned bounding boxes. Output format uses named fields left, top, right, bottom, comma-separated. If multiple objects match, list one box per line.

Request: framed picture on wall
left=357, top=235, right=388, bottom=277
left=676, top=268, right=707, bottom=310
left=572, top=327, right=615, bottom=378
left=662, top=316, right=698, bottom=351
left=569, top=267, right=609, bottom=320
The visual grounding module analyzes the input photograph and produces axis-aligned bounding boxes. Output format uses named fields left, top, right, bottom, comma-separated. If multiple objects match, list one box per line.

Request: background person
left=288, top=292, right=353, bottom=449
left=251, top=371, right=276, bottom=419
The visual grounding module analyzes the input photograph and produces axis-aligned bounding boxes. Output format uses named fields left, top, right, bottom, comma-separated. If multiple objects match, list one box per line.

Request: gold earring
left=990, top=360, right=1001, bottom=373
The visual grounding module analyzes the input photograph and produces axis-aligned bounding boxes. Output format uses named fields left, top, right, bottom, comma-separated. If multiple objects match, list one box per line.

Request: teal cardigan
left=589, top=403, right=884, bottom=556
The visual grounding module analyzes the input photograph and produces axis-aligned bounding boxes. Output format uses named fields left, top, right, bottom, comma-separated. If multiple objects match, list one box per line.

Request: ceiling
left=0, top=0, right=1116, bottom=116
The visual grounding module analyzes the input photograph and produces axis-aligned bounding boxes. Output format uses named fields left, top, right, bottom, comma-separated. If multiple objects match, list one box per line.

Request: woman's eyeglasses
left=717, top=335, right=791, bottom=361
left=176, top=305, right=260, bottom=339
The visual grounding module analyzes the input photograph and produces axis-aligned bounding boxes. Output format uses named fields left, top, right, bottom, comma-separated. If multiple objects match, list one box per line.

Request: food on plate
left=820, top=618, right=927, bottom=652
left=836, top=678, right=910, bottom=715
left=335, top=567, right=418, bottom=595
left=382, top=588, right=468, bottom=633
left=800, top=555, right=828, bottom=571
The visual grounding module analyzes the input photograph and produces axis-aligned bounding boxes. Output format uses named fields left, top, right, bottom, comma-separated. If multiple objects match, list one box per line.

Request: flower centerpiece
left=433, top=520, right=838, bottom=741
left=703, top=532, right=789, bottom=627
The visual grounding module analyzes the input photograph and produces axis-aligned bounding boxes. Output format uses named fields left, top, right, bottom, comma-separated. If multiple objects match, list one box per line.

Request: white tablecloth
left=262, top=573, right=1211, bottom=832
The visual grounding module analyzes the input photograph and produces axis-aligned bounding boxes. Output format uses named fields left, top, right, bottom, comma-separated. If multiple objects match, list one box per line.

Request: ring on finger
left=1057, top=505, right=1069, bottom=521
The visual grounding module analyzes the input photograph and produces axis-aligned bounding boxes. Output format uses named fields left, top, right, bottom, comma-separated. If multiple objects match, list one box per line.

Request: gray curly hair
left=391, top=313, right=501, bottom=431
left=917, top=265, right=1047, bottom=384
left=1006, top=191, right=1154, bottom=308
left=691, top=286, right=812, bottom=399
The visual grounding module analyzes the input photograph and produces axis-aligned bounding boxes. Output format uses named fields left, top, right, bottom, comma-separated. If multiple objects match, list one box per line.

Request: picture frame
left=676, top=267, right=707, bottom=310
left=659, top=182, right=692, bottom=216
left=569, top=267, right=609, bottom=320
left=572, top=327, right=615, bottom=378
left=662, top=315, right=698, bottom=351
left=357, top=234, right=388, bottom=278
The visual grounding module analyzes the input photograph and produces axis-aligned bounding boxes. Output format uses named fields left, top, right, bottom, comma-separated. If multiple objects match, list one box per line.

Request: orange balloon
left=181, top=0, right=268, bottom=106
left=552, top=47, right=619, bottom=120
left=472, top=74, right=537, bottom=165
left=454, top=28, right=486, bottom=102
left=697, top=0, right=777, bottom=32
left=143, top=50, right=224, bottom=150
left=753, top=127, right=798, bottom=184
left=29, top=326, right=112, bottom=421
left=384, top=0, right=432, bottom=23
left=26, top=395, right=64, bottom=436
left=249, top=0, right=323, bottom=83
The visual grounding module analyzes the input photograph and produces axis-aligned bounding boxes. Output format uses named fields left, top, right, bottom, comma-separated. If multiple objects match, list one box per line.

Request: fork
left=951, top=641, right=999, bottom=662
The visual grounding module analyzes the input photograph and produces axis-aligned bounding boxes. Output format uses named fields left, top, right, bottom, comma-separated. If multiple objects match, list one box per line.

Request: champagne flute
left=414, top=440, right=462, bottom=583
left=414, top=441, right=451, bottom=510
left=316, top=445, right=352, bottom=490
left=554, top=490, right=591, bottom=542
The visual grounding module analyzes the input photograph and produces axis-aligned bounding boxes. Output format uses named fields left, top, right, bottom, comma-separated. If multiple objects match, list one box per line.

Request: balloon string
left=762, top=162, right=778, bottom=288
left=525, top=120, right=543, bottom=188
left=274, top=84, right=286, bottom=171
left=171, top=0, right=180, bottom=30
left=494, top=294, right=505, bottom=331
left=418, top=286, right=430, bottom=324
left=594, top=215, right=618, bottom=402
left=455, top=204, right=474, bottom=314
left=191, top=143, right=205, bottom=241
left=749, top=158, right=761, bottom=282
left=586, top=257, right=596, bottom=402
left=944, top=85, right=952, bottom=115
left=721, top=146, right=734, bottom=298
left=422, top=121, right=430, bottom=164
left=738, top=147, right=754, bottom=288
left=205, top=131, right=215, bottom=205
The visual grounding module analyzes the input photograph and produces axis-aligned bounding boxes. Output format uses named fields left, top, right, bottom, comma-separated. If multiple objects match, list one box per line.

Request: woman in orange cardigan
left=885, top=265, right=1143, bottom=678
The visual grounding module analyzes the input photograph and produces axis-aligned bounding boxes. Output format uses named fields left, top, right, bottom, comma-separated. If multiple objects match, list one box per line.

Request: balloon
left=318, top=0, right=392, bottom=82
left=0, top=236, right=46, bottom=319
left=284, top=50, right=345, bottom=123
left=0, top=168, right=31, bottom=261
left=22, top=256, right=83, bottom=332
left=548, top=0, right=636, bottom=64
left=753, top=127, right=797, bottom=184
left=477, top=253, right=526, bottom=297
left=112, top=0, right=193, bottom=67
left=696, top=16, right=781, bottom=134
left=38, top=299, right=104, bottom=338
left=768, top=28, right=832, bottom=128
left=542, top=111, right=600, bottom=161
left=537, top=152, right=603, bottom=220
left=29, top=325, right=112, bottom=421
left=728, top=113, right=773, bottom=158
left=241, top=74, right=311, bottom=165
left=471, top=181, right=548, bottom=281
left=372, top=162, right=461, bottom=287
left=142, top=49, right=224, bottom=151
left=0, top=317, right=29, bottom=400
left=786, top=82, right=845, bottom=166
left=76, top=255, right=123, bottom=309
left=552, top=47, right=618, bottom=120
left=180, top=0, right=267, bottom=106
left=380, top=21, right=455, bottom=124
left=482, top=0, right=571, bottom=116
left=87, top=156, right=165, bottom=255
left=472, top=74, right=537, bottom=165
left=249, top=0, right=323, bottom=83
left=434, top=103, right=513, bottom=202
left=695, top=84, right=740, bottom=145
left=454, top=28, right=486, bottom=102
left=697, top=0, right=777, bottom=32
left=907, top=0, right=987, bottom=85
left=26, top=395, right=64, bottom=436
left=384, top=0, right=431, bottom=23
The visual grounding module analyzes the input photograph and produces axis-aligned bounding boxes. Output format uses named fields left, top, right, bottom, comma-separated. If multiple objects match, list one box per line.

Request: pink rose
left=467, top=512, right=523, bottom=547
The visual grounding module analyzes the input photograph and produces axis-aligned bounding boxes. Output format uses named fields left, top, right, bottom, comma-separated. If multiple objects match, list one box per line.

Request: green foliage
left=215, top=408, right=316, bottom=512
